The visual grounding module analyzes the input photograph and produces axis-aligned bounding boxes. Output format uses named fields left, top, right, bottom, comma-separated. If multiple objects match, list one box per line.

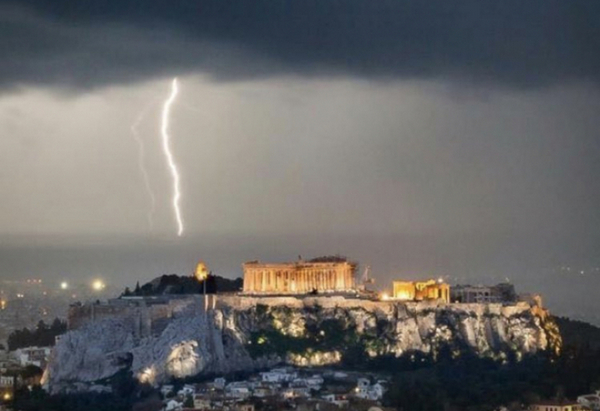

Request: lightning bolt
left=131, top=102, right=157, bottom=230
left=161, top=77, right=184, bottom=237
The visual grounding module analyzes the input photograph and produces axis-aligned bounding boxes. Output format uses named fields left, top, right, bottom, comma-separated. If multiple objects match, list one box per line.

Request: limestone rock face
left=44, top=297, right=560, bottom=393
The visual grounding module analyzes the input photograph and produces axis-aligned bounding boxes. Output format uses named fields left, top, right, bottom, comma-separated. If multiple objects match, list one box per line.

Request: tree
left=20, top=365, right=44, bottom=380
left=7, top=318, right=66, bottom=350
left=183, top=395, right=194, bottom=408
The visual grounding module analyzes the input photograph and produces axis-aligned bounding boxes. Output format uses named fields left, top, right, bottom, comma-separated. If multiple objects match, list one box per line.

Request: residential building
left=13, top=346, right=52, bottom=368
left=578, top=392, right=600, bottom=411
left=192, top=395, right=211, bottom=410
left=529, top=400, right=584, bottom=411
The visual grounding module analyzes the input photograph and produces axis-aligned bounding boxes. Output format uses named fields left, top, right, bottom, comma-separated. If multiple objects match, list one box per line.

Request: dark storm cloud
left=1, top=0, right=599, bottom=90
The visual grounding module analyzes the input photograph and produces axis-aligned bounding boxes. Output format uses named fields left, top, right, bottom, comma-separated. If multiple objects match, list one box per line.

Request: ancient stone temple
left=243, top=257, right=356, bottom=294
left=392, top=280, right=450, bottom=303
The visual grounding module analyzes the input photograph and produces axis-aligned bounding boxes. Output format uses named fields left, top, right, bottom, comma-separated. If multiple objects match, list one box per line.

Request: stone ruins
left=242, top=257, right=356, bottom=295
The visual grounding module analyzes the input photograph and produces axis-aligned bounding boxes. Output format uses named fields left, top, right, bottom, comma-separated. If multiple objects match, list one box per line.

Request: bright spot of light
left=138, top=366, right=156, bottom=385
left=195, top=261, right=209, bottom=281
left=92, top=280, right=106, bottom=291
left=60, top=282, right=68, bottom=290
left=381, top=292, right=390, bottom=301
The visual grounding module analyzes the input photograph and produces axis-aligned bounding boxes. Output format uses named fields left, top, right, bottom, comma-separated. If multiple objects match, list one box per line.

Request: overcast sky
left=1, top=0, right=599, bottom=322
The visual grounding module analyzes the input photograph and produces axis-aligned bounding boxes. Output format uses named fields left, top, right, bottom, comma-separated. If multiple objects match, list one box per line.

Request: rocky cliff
left=43, top=296, right=561, bottom=392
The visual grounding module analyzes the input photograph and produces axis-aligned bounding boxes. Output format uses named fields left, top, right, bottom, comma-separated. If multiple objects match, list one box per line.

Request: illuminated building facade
left=243, top=258, right=356, bottom=294
left=392, top=280, right=450, bottom=303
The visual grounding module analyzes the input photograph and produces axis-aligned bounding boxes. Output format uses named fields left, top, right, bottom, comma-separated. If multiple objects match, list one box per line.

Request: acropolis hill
left=46, top=286, right=561, bottom=393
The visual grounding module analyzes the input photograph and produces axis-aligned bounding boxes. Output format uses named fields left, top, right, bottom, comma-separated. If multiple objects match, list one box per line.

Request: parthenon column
left=270, top=270, right=275, bottom=292
left=302, top=270, right=307, bottom=292
left=244, top=271, right=251, bottom=292
left=305, top=270, right=309, bottom=291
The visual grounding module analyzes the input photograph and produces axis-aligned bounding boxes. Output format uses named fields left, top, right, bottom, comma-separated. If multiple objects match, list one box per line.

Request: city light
left=92, top=280, right=106, bottom=291
left=0, top=300, right=5, bottom=310
left=60, top=282, right=69, bottom=290
left=380, top=292, right=390, bottom=301
left=2, top=392, right=11, bottom=401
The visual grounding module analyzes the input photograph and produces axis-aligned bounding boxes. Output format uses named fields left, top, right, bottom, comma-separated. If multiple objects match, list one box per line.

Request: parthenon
left=242, top=257, right=356, bottom=294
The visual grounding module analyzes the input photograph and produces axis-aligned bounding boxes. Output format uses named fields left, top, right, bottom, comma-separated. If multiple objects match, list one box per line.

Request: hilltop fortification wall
left=67, top=295, right=215, bottom=338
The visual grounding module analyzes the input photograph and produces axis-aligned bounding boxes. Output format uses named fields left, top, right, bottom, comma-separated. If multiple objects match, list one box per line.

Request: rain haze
left=1, top=0, right=599, bottom=323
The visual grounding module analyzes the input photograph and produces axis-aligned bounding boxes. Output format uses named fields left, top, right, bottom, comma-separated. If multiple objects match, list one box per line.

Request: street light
left=92, top=280, right=105, bottom=291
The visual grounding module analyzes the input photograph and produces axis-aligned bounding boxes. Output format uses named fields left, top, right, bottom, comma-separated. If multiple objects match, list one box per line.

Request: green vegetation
left=20, top=364, right=44, bottom=381
left=11, top=370, right=157, bottom=411
left=7, top=319, right=67, bottom=351
left=247, top=306, right=393, bottom=364
left=122, top=274, right=243, bottom=296
left=382, top=322, right=600, bottom=411
left=554, top=316, right=600, bottom=350
left=246, top=305, right=364, bottom=359
left=247, top=318, right=356, bottom=358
